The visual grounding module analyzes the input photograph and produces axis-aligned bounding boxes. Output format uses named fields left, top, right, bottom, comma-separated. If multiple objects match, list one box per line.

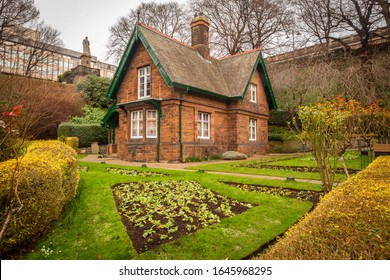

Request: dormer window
left=138, top=66, right=150, bottom=99
left=250, top=84, right=257, bottom=103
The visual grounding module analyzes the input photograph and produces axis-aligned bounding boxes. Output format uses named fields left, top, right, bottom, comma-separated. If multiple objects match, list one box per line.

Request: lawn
left=188, top=151, right=361, bottom=182
left=23, top=161, right=316, bottom=260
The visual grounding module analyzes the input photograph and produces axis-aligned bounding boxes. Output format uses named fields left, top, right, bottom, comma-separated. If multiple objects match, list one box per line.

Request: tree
left=190, top=0, right=293, bottom=55
left=76, top=75, right=112, bottom=109
left=295, top=0, right=341, bottom=61
left=371, top=0, right=390, bottom=42
left=23, top=21, right=64, bottom=76
left=297, top=98, right=357, bottom=193
left=0, top=0, right=39, bottom=45
left=106, top=1, right=189, bottom=62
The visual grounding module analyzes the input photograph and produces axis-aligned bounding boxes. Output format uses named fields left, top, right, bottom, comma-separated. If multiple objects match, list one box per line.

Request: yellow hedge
left=257, top=156, right=390, bottom=260
left=0, top=140, right=79, bottom=255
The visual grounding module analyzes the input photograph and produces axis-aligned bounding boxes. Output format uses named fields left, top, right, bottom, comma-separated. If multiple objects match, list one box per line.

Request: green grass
left=23, top=161, right=315, bottom=260
left=188, top=152, right=361, bottom=182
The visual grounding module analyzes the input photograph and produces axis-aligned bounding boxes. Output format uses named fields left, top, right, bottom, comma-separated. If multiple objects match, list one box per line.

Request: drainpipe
left=157, top=111, right=161, bottom=162
left=179, top=93, right=183, bottom=162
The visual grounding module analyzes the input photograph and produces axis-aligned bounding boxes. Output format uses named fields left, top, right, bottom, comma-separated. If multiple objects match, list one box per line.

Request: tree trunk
left=339, top=155, right=350, bottom=178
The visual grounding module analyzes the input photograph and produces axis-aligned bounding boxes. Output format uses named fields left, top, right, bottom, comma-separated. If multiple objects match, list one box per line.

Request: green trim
left=179, top=97, right=183, bottom=162
left=106, top=27, right=139, bottom=100
left=172, top=82, right=236, bottom=101
left=101, top=102, right=118, bottom=127
left=258, top=52, right=277, bottom=110
left=137, top=31, right=173, bottom=88
left=240, top=52, right=277, bottom=110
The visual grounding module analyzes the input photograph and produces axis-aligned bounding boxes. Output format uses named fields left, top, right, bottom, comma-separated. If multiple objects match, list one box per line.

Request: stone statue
left=82, top=37, right=91, bottom=56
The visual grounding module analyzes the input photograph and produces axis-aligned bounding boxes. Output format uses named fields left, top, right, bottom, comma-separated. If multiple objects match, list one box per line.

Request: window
left=197, top=112, right=210, bottom=139
left=249, top=119, right=256, bottom=141
left=131, top=111, right=143, bottom=138
left=138, top=66, right=151, bottom=99
left=250, top=84, right=257, bottom=103
left=146, top=110, right=157, bottom=138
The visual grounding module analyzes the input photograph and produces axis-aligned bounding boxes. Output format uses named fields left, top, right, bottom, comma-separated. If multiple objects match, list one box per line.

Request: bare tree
left=190, top=0, right=293, bottom=55
left=371, top=0, right=390, bottom=40
left=190, top=0, right=250, bottom=55
left=334, top=0, right=383, bottom=53
left=23, top=21, right=64, bottom=76
left=246, top=0, right=294, bottom=54
left=295, top=0, right=342, bottom=61
left=0, top=0, right=39, bottom=45
left=106, top=1, right=189, bottom=62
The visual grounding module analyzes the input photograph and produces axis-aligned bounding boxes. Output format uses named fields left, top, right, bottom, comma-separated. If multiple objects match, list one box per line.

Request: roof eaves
left=137, top=28, right=173, bottom=88
left=172, top=82, right=237, bottom=100
left=240, top=52, right=277, bottom=110
left=257, top=52, right=277, bottom=110
left=101, top=102, right=118, bottom=127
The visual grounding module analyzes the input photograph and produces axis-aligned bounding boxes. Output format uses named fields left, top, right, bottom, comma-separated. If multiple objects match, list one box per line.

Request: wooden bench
left=373, top=144, right=390, bottom=159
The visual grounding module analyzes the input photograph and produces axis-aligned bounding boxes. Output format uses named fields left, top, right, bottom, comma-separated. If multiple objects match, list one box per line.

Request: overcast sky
left=34, top=0, right=187, bottom=65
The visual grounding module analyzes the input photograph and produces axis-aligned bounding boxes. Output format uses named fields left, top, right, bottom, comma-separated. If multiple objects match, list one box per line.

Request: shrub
left=58, top=136, right=79, bottom=151
left=256, top=156, right=390, bottom=260
left=58, top=123, right=108, bottom=147
left=0, top=140, right=79, bottom=255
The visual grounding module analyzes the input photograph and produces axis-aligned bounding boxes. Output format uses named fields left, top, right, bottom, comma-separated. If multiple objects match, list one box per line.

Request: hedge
left=58, top=123, right=108, bottom=147
left=0, top=141, right=79, bottom=256
left=256, top=156, right=390, bottom=260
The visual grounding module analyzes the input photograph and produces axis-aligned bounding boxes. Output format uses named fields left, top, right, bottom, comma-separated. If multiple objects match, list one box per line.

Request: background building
left=0, top=27, right=116, bottom=82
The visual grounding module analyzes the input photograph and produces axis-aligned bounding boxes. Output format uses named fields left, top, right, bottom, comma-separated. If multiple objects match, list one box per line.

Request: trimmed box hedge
left=0, top=141, right=79, bottom=256
left=257, top=156, right=390, bottom=260
left=58, top=123, right=108, bottom=147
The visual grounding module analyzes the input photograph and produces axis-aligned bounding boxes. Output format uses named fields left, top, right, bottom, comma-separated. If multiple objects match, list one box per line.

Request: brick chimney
left=191, top=13, right=210, bottom=59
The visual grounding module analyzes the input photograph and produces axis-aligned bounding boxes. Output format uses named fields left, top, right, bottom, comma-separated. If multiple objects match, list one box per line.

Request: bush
left=58, top=136, right=79, bottom=151
left=257, top=156, right=390, bottom=260
left=268, top=125, right=298, bottom=141
left=0, top=141, right=79, bottom=256
left=58, top=123, right=108, bottom=147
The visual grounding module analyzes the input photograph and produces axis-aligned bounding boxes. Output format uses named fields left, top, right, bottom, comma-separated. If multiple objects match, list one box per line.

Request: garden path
left=80, top=154, right=324, bottom=185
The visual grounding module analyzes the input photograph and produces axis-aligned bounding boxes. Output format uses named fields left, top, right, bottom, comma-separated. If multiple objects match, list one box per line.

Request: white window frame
left=138, top=66, right=151, bottom=99
left=131, top=110, right=143, bottom=139
left=250, top=84, right=257, bottom=103
left=197, top=112, right=210, bottom=139
left=249, top=119, right=256, bottom=141
left=146, top=110, right=157, bottom=138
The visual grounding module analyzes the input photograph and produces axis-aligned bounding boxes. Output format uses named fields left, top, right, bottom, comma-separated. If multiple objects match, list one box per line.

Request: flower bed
left=106, top=167, right=166, bottom=177
left=225, top=183, right=323, bottom=207
left=112, top=180, right=253, bottom=253
left=237, top=163, right=358, bottom=174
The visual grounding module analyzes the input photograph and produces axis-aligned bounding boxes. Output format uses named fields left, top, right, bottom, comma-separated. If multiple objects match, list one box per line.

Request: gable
left=105, top=24, right=277, bottom=109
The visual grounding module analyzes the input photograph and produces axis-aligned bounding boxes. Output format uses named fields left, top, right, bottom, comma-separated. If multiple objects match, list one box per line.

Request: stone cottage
left=102, top=14, right=277, bottom=162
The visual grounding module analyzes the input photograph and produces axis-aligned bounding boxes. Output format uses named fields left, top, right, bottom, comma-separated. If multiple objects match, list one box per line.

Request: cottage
left=102, top=14, right=277, bottom=162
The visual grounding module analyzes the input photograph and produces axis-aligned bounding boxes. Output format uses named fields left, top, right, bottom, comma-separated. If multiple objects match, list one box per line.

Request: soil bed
left=236, top=164, right=358, bottom=174
left=107, top=167, right=167, bottom=177
left=225, top=182, right=323, bottom=207
left=111, top=180, right=253, bottom=253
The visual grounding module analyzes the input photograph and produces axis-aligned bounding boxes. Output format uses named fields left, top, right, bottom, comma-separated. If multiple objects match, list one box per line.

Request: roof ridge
left=216, top=48, right=261, bottom=60
left=138, top=22, right=195, bottom=51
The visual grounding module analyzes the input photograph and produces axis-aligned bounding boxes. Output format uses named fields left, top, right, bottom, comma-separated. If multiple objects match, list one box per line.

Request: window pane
left=197, top=112, right=210, bottom=139
left=146, top=110, right=157, bottom=137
